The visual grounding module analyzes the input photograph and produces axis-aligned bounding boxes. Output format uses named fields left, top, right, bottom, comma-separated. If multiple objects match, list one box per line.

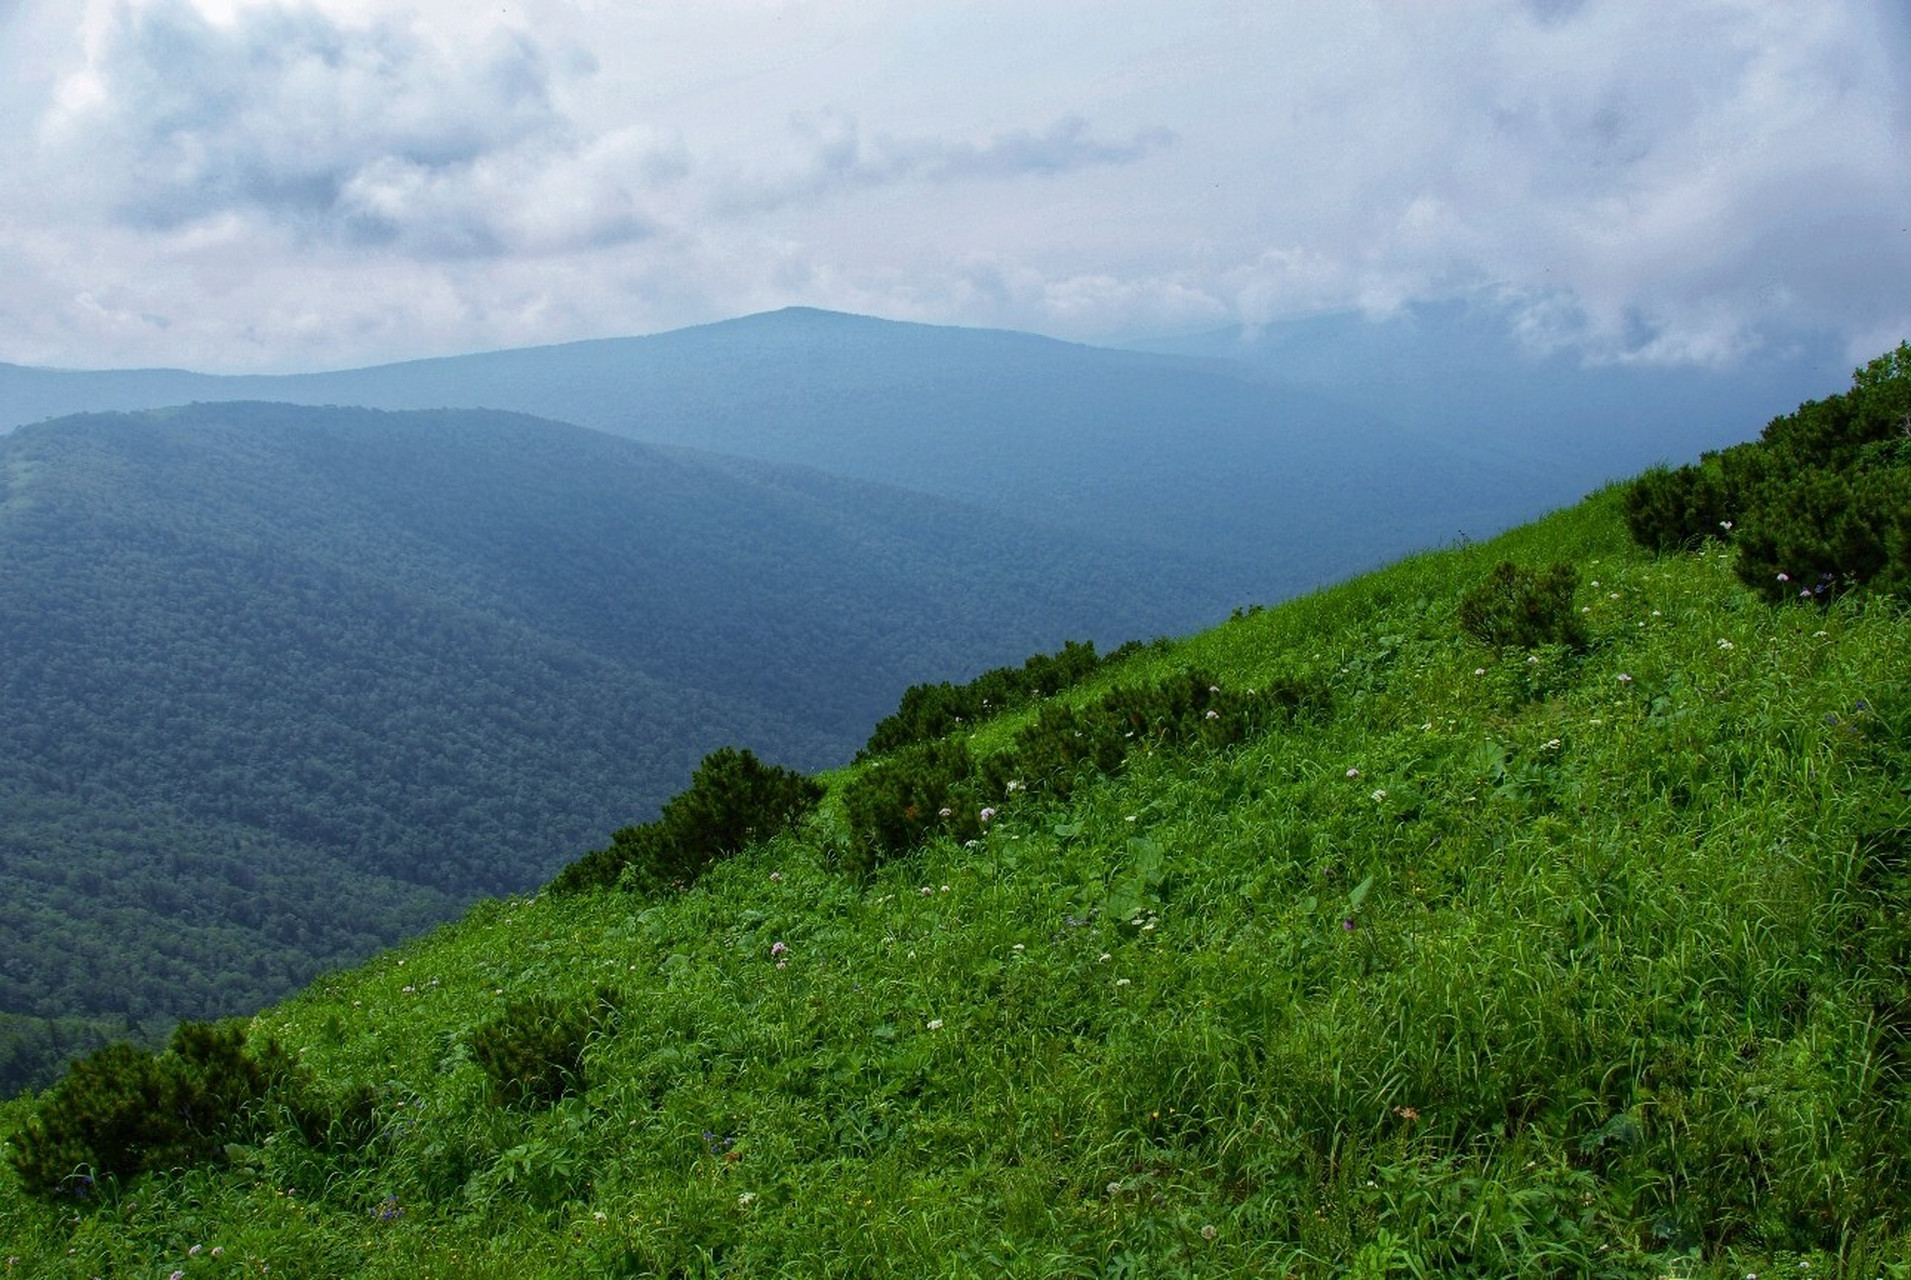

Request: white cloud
left=0, top=0, right=1904, bottom=370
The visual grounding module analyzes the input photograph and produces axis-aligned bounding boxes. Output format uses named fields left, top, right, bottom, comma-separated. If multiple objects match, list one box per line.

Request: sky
left=0, top=0, right=1905, bottom=373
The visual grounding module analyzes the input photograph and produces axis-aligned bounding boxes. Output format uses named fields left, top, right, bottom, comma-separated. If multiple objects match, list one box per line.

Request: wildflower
left=1209, top=685, right=1220, bottom=693
left=1720, top=520, right=1733, bottom=530
left=920, top=886, right=934, bottom=896
left=1608, top=592, right=1619, bottom=599
left=937, top=807, right=952, bottom=818
left=211, top=1249, right=224, bottom=1259
left=1345, top=767, right=1361, bottom=779
left=1617, top=673, right=1632, bottom=683
left=1393, top=1105, right=1420, bottom=1121
left=1201, top=1224, right=1218, bottom=1241
left=172, top=1273, right=185, bottom=1280
left=1527, top=654, right=1540, bottom=664
left=738, top=1192, right=757, bottom=1207
left=940, top=885, right=950, bottom=892
left=190, top=1245, right=203, bottom=1256
left=769, top=871, right=783, bottom=883
left=1371, top=789, right=1387, bottom=802
left=1204, top=709, right=1220, bottom=720
left=1098, top=952, right=1111, bottom=963
left=1115, top=978, right=1131, bottom=987
left=1341, top=918, right=1357, bottom=931
left=1717, top=638, right=1734, bottom=650
left=1004, top=779, right=1024, bottom=793
left=1474, top=667, right=1486, bottom=676
left=1541, top=738, right=1562, bottom=751
left=1012, top=943, right=1025, bottom=952
left=926, top=1019, right=944, bottom=1031
left=1776, top=572, right=1790, bottom=582
left=770, top=940, right=789, bottom=958
left=979, top=807, right=996, bottom=823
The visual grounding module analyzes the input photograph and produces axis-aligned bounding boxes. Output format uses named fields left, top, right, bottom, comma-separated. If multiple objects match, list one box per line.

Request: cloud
left=0, top=0, right=1904, bottom=372
left=714, top=112, right=1175, bottom=215
left=41, top=0, right=670, bottom=258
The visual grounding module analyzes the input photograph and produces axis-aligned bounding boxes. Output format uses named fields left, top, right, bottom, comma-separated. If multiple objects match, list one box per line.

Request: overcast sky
left=0, top=0, right=1905, bottom=373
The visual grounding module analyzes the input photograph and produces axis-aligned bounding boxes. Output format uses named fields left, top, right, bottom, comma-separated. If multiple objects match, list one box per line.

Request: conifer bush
left=857, top=638, right=1152, bottom=759
left=1456, top=561, right=1588, bottom=651
left=839, top=736, right=984, bottom=876
left=1621, top=457, right=1737, bottom=552
left=469, top=989, right=620, bottom=1109
left=548, top=747, right=822, bottom=895
left=8, top=1022, right=292, bottom=1196
left=1623, top=340, right=1911, bottom=603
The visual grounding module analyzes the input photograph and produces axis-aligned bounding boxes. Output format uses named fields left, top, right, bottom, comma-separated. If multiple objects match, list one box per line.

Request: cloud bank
left=0, top=0, right=1904, bottom=371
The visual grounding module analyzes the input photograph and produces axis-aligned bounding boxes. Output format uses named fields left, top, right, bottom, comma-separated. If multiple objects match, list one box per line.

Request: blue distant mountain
left=4, top=305, right=1822, bottom=611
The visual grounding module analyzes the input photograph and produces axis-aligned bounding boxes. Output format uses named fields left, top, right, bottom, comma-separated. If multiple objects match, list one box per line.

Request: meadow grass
left=3, top=486, right=1908, bottom=1277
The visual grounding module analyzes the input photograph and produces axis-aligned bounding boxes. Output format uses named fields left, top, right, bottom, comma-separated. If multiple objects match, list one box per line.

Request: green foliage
left=843, top=667, right=1325, bottom=868
left=857, top=638, right=1159, bottom=759
left=1621, top=457, right=1735, bottom=551
left=547, top=748, right=823, bottom=895
left=1456, top=560, right=1588, bottom=650
left=469, top=990, right=619, bottom=1109
left=838, top=737, right=985, bottom=877
left=1623, top=340, right=1911, bottom=602
left=8, top=1021, right=291, bottom=1197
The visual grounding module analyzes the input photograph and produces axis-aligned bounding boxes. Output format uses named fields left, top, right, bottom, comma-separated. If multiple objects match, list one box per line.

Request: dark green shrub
left=1624, top=341, right=1911, bottom=605
left=839, top=737, right=984, bottom=876
left=470, top=989, right=619, bottom=1109
left=8, top=1022, right=292, bottom=1197
left=857, top=638, right=1150, bottom=759
left=1731, top=466, right=1895, bottom=603
left=1622, top=459, right=1737, bottom=552
left=548, top=747, right=822, bottom=895
left=1457, top=561, right=1588, bottom=651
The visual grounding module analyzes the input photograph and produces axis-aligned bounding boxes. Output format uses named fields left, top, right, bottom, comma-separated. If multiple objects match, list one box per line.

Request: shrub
left=1622, top=459, right=1737, bottom=552
left=8, top=1022, right=293, bottom=1197
left=857, top=638, right=1162, bottom=759
left=839, top=737, right=985, bottom=876
left=1731, top=466, right=1896, bottom=603
left=1457, top=561, right=1588, bottom=651
left=1624, top=341, right=1911, bottom=605
left=470, top=989, right=620, bottom=1109
left=548, top=747, right=822, bottom=895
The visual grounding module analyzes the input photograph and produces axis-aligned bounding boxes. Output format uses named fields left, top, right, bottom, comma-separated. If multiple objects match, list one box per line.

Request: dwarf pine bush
left=8, top=1021, right=292, bottom=1196
left=469, top=989, right=619, bottom=1109
left=548, top=747, right=821, bottom=895
left=1456, top=560, right=1588, bottom=651
left=1623, top=341, right=1911, bottom=602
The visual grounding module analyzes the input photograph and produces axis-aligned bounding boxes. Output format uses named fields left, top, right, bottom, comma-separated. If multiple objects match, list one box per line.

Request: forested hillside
left=0, top=307, right=1741, bottom=610
left=0, top=402, right=1212, bottom=1093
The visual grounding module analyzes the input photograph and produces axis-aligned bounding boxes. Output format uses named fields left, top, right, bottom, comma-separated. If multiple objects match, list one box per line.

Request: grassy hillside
left=3, top=480, right=1904, bottom=1277
left=0, top=402, right=1214, bottom=1095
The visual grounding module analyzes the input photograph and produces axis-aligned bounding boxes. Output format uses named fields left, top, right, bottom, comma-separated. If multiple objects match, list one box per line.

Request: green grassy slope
left=2, top=487, right=1907, bottom=1277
